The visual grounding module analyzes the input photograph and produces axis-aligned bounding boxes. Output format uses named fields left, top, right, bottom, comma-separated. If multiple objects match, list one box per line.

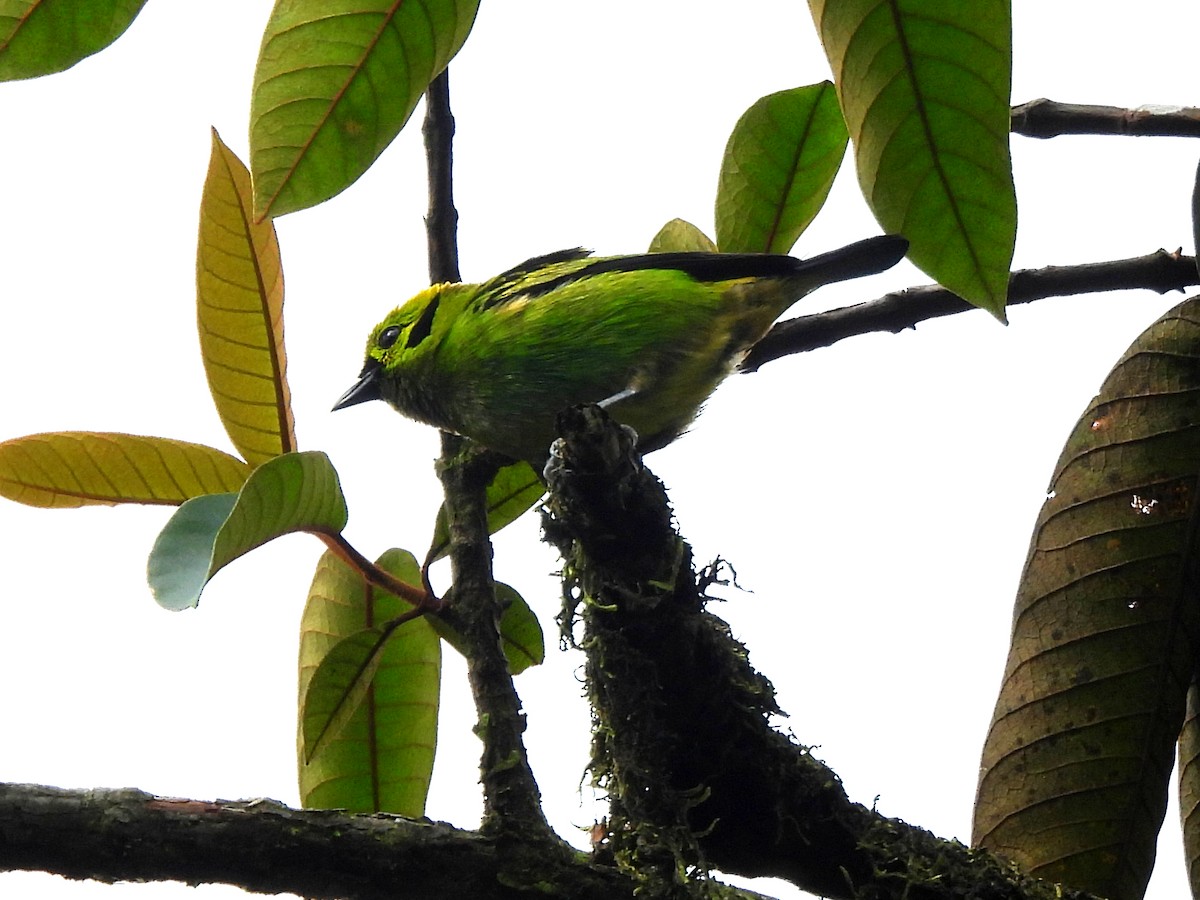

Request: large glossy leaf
left=298, top=548, right=440, bottom=815
left=148, top=451, right=347, bottom=610
left=430, top=581, right=544, bottom=675
left=0, top=432, right=249, bottom=507
left=974, top=297, right=1200, bottom=900
left=715, top=83, right=847, bottom=254
left=0, top=0, right=147, bottom=81
left=809, top=0, right=1014, bottom=317
left=197, top=130, right=295, bottom=466
left=648, top=218, right=716, bottom=254
left=425, top=459, right=544, bottom=565
left=249, top=0, right=480, bottom=219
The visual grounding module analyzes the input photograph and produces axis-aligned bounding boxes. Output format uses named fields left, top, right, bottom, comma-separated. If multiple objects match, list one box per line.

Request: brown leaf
left=974, top=298, right=1200, bottom=899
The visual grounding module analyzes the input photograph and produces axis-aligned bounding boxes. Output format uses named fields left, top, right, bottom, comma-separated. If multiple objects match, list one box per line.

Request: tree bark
left=0, top=784, right=628, bottom=899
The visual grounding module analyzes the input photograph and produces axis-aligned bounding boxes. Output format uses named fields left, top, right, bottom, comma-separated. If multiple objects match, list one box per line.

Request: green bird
left=334, top=235, right=907, bottom=464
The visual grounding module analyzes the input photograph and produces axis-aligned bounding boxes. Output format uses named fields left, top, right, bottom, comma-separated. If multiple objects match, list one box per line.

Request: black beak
left=333, top=360, right=383, bottom=411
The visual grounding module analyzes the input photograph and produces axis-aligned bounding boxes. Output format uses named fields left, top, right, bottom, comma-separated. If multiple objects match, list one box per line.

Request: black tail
left=583, top=235, right=908, bottom=286
left=790, top=234, right=909, bottom=286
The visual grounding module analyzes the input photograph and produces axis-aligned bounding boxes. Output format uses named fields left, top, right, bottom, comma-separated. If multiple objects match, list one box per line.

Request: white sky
left=0, top=2, right=1197, bottom=898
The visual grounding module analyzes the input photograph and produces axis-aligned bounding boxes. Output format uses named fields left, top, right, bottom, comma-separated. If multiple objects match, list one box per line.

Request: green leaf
left=249, top=0, right=480, bottom=218
left=715, top=84, right=848, bottom=254
left=147, top=451, right=347, bottom=610
left=425, top=459, right=544, bottom=565
left=492, top=582, right=544, bottom=673
left=0, top=432, right=250, bottom=508
left=809, top=0, right=1015, bottom=317
left=301, top=626, right=390, bottom=765
left=648, top=218, right=717, bottom=253
left=430, top=581, right=544, bottom=675
left=145, top=493, right=238, bottom=610
left=298, top=548, right=440, bottom=815
left=0, top=0, right=147, bottom=81
left=198, top=130, right=295, bottom=466
left=974, top=296, right=1200, bottom=899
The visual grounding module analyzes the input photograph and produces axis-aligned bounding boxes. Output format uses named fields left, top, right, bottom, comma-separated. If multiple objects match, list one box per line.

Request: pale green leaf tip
left=147, top=493, right=237, bottom=611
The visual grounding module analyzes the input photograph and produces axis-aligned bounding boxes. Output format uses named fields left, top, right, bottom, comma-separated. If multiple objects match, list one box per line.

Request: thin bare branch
left=422, top=70, right=558, bottom=842
left=743, top=250, right=1198, bottom=371
left=1012, top=98, right=1200, bottom=138
left=424, top=70, right=460, bottom=285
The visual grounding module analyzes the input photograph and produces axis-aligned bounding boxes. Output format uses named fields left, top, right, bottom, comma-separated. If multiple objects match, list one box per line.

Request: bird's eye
left=377, top=325, right=402, bottom=349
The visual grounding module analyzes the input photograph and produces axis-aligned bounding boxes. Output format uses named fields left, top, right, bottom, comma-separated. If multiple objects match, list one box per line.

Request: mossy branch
left=541, top=404, right=1107, bottom=900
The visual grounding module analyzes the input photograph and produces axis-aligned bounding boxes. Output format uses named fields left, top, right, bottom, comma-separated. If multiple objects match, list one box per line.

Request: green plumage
left=335, top=236, right=907, bottom=464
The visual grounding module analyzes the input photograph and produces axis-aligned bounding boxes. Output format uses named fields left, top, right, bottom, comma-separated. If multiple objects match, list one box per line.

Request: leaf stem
left=316, top=531, right=439, bottom=610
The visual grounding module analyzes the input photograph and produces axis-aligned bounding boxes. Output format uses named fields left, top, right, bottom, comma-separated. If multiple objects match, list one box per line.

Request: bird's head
left=333, top=285, right=445, bottom=412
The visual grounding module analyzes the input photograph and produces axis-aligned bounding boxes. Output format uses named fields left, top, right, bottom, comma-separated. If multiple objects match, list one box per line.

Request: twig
left=1012, top=98, right=1200, bottom=139
left=423, top=69, right=460, bottom=285
left=422, top=71, right=557, bottom=840
left=743, top=250, right=1198, bottom=371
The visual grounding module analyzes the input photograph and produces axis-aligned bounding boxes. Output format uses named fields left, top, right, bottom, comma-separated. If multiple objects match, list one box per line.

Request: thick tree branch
left=743, top=250, right=1198, bottom=371
left=1012, top=98, right=1200, bottom=138
left=0, top=784, right=635, bottom=899
left=542, top=406, right=1105, bottom=900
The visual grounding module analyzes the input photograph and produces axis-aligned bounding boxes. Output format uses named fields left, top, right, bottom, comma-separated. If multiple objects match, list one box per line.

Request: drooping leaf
left=1180, top=680, right=1200, bottom=896
left=430, top=581, right=544, bottom=675
left=298, top=548, right=440, bottom=815
left=197, top=130, right=295, bottom=466
left=974, top=297, right=1200, bottom=899
left=425, top=459, right=544, bottom=565
left=249, top=0, right=480, bottom=219
left=147, top=451, right=347, bottom=610
left=0, top=0, right=147, bottom=81
left=715, top=83, right=848, bottom=254
left=648, top=218, right=717, bottom=254
left=0, top=432, right=250, bottom=508
left=809, top=0, right=1015, bottom=317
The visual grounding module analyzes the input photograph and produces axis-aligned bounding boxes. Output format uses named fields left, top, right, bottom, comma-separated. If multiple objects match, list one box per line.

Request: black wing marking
left=495, top=248, right=593, bottom=283
left=521, top=252, right=802, bottom=298
left=475, top=248, right=594, bottom=311
left=474, top=236, right=908, bottom=308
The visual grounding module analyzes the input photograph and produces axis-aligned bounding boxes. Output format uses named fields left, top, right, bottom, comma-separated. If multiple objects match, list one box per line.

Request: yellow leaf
left=197, top=129, right=296, bottom=466
left=0, top=432, right=250, bottom=507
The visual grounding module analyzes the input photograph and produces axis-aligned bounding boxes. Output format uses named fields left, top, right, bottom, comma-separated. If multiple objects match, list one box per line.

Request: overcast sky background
left=1, top=2, right=1197, bottom=897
